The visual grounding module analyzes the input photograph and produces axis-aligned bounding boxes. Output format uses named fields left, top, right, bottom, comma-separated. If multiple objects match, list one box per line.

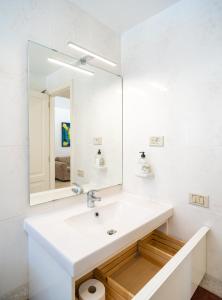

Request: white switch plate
left=189, top=194, right=209, bottom=208
left=77, top=170, right=85, bottom=177
left=149, top=136, right=164, bottom=147
left=93, top=137, right=102, bottom=145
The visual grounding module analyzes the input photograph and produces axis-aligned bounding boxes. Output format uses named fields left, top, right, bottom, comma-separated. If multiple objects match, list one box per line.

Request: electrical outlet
left=189, top=194, right=209, bottom=208
left=93, top=137, right=102, bottom=145
left=77, top=170, right=85, bottom=177
left=149, top=136, right=164, bottom=147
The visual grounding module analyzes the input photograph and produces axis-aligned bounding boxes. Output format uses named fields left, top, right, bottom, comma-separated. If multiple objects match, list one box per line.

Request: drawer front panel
left=133, top=227, right=209, bottom=300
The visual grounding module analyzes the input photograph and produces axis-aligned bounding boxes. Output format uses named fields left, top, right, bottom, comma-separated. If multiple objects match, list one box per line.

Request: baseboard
left=200, top=274, right=222, bottom=297
left=0, top=284, right=28, bottom=300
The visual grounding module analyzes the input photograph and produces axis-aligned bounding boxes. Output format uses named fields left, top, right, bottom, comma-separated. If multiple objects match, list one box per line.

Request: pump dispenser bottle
left=95, top=149, right=105, bottom=168
left=136, top=151, right=152, bottom=177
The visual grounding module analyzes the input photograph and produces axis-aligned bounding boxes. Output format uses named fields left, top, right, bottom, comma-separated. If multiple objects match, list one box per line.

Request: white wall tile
left=0, top=146, right=28, bottom=221
left=0, top=0, right=120, bottom=297
left=122, top=0, right=222, bottom=282
left=0, top=216, right=28, bottom=296
left=0, top=73, right=28, bottom=147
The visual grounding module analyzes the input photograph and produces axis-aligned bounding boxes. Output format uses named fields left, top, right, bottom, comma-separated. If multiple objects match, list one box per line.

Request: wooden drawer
left=93, top=230, right=185, bottom=300
left=75, top=227, right=209, bottom=300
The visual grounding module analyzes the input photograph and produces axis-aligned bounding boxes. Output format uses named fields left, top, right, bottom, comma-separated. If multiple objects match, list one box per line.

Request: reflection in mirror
left=29, top=87, right=72, bottom=192
left=28, top=41, right=122, bottom=204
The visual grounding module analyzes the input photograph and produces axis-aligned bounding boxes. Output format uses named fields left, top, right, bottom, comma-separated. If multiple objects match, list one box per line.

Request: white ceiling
left=69, top=0, right=181, bottom=33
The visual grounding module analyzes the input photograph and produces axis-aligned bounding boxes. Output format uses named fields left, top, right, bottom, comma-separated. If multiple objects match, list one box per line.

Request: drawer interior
left=75, top=230, right=185, bottom=300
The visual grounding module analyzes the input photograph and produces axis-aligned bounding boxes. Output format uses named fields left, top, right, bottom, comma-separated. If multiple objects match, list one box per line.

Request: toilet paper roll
left=79, top=279, right=105, bottom=300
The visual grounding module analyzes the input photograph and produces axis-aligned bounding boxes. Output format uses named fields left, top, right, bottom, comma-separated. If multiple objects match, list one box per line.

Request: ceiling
left=69, top=0, right=181, bottom=33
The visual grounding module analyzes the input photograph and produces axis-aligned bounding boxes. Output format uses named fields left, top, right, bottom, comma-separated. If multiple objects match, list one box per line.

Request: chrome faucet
left=72, top=183, right=83, bottom=195
left=87, top=190, right=101, bottom=208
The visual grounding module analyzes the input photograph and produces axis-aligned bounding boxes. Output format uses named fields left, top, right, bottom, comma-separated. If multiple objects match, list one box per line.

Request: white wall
left=122, top=0, right=222, bottom=290
left=0, top=0, right=120, bottom=298
left=54, top=97, right=71, bottom=157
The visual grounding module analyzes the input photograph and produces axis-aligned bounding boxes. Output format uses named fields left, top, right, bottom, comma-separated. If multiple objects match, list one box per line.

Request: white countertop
left=24, top=192, right=173, bottom=278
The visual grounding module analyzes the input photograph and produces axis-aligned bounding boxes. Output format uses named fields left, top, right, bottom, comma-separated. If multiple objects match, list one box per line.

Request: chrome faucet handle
left=87, top=190, right=97, bottom=197
left=87, top=190, right=101, bottom=208
left=72, top=183, right=83, bottom=195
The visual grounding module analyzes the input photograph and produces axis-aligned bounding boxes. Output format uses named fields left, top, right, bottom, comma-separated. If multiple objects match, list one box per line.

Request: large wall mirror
left=28, top=41, right=122, bottom=205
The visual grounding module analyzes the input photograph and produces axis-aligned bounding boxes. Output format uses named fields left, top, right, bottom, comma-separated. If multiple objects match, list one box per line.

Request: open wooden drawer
left=75, top=227, right=209, bottom=300
left=93, top=230, right=185, bottom=300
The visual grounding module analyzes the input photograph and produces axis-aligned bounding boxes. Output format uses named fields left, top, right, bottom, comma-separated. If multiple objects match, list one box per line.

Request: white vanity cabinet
left=24, top=193, right=209, bottom=300
left=27, top=226, right=209, bottom=300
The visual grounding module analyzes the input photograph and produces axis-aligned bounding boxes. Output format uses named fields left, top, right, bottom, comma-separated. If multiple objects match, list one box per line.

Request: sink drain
left=94, top=212, right=99, bottom=217
left=107, top=229, right=117, bottom=235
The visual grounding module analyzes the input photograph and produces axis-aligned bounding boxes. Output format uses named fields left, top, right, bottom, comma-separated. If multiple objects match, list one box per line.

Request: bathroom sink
left=24, top=192, right=173, bottom=278
left=65, top=200, right=154, bottom=238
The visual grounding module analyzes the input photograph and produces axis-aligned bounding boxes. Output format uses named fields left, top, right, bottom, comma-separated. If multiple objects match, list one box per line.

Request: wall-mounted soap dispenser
left=95, top=149, right=106, bottom=169
left=136, top=152, right=152, bottom=177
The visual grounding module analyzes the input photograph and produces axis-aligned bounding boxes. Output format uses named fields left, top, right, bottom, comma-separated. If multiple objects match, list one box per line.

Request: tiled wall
left=2, top=0, right=222, bottom=298
left=122, top=0, right=222, bottom=289
left=0, top=0, right=120, bottom=297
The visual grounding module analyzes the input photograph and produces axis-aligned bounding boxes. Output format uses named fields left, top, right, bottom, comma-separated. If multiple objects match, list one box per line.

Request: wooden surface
left=192, top=287, right=222, bottom=300
left=77, top=229, right=186, bottom=300
left=109, top=255, right=161, bottom=295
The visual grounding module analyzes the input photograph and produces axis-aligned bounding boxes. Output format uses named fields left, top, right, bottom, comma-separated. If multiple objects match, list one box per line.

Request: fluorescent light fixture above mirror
left=67, top=42, right=117, bottom=67
left=47, top=58, right=94, bottom=76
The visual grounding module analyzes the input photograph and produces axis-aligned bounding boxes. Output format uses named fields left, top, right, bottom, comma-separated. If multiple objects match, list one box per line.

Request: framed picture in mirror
left=62, top=122, right=70, bottom=147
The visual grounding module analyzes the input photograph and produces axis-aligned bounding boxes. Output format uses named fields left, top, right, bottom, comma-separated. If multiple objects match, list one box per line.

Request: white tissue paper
left=79, top=279, right=105, bottom=300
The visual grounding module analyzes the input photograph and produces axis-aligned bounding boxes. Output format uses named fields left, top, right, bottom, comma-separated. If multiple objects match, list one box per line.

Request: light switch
left=149, top=136, right=164, bottom=147
left=77, top=170, right=85, bottom=177
left=93, top=137, right=102, bottom=145
left=189, top=194, right=209, bottom=208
